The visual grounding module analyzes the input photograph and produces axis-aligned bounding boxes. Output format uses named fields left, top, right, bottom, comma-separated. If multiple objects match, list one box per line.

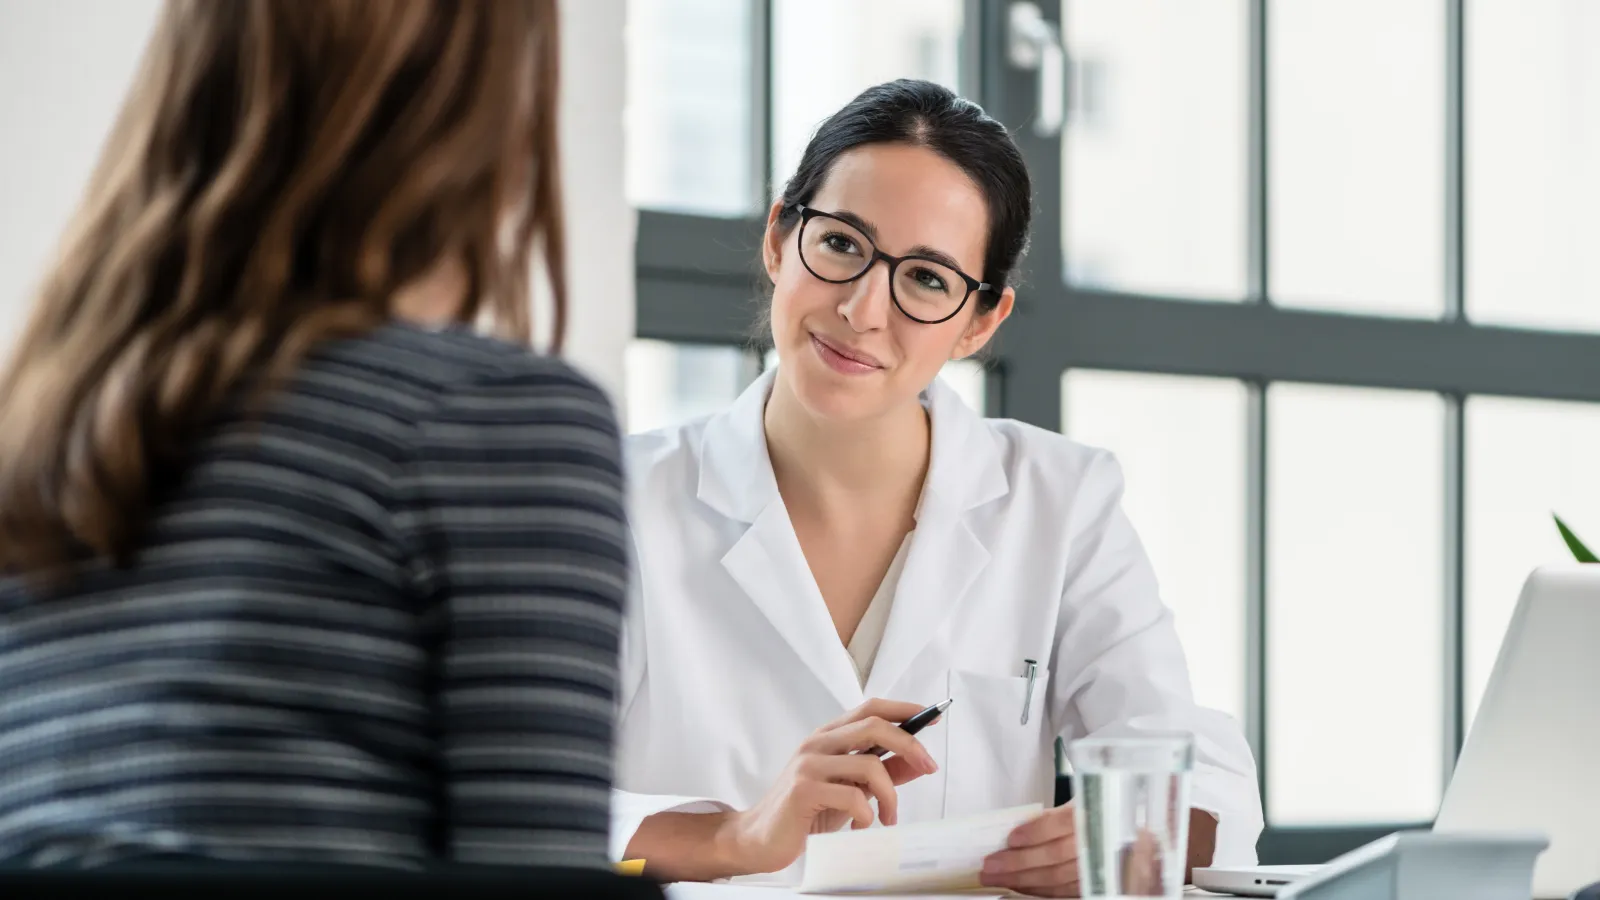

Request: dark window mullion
left=1248, top=0, right=1270, bottom=305
left=1443, top=0, right=1468, bottom=783
left=751, top=0, right=773, bottom=207
left=968, top=0, right=1004, bottom=421
left=1445, top=0, right=1466, bottom=322
left=1246, top=0, right=1271, bottom=822
left=960, top=0, right=985, bottom=101
left=1247, top=381, right=1270, bottom=816
left=1444, top=395, right=1467, bottom=778
left=980, top=0, right=1065, bottom=430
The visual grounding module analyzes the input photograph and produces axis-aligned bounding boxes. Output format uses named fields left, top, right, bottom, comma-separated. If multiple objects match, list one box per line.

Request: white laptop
left=1197, top=565, right=1600, bottom=899
left=1192, top=864, right=1319, bottom=897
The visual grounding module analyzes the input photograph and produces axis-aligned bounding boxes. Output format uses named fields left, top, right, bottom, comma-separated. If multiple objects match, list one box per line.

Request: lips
left=810, top=333, right=884, bottom=369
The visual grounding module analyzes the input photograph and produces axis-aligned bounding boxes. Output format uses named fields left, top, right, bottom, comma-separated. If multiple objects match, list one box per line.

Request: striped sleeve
left=395, top=361, right=628, bottom=868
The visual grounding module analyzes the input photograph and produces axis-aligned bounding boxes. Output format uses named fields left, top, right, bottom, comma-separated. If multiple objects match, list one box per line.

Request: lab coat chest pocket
left=944, top=667, right=1055, bottom=818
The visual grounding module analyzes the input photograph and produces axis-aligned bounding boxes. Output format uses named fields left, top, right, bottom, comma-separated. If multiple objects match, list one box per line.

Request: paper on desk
left=667, top=884, right=1005, bottom=899
left=796, top=803, right=1043, bottom=894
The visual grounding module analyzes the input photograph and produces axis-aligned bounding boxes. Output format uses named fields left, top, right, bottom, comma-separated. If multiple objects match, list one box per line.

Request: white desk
left=663, top=880, right=1557, bottom=899
left=665, top=883, right=1221, bottom=898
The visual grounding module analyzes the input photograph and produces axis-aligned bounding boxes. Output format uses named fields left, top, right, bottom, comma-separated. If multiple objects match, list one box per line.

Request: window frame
left=631, top=0, right=1600, bottom=863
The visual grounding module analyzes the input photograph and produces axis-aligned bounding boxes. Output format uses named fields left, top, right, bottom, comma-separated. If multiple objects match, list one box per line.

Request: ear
left=950, top=286, right=1015, bottom=360
left=762, top=199, right=787, bottom=283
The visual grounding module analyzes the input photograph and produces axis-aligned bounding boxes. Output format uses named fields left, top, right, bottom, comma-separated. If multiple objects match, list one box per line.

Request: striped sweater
left=0, top=324, right=628, bottom=870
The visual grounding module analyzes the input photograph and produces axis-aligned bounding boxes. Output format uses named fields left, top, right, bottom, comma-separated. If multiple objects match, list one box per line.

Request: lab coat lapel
left=721, top=502, right=866, bottom=711
left=863, top=512, right=989, bottom=701
left=863, top=378, right=1009, bottom=700
left=700, top=370, right=866, bottom=712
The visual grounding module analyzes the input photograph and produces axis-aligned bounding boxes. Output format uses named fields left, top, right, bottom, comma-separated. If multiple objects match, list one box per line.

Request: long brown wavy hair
left=0, top=0, right=567, bottom=581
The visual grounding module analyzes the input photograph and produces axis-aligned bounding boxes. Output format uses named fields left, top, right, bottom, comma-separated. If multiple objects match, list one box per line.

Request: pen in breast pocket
left=860, top=698, right=952, bottom=758
left=1020, top=658, right=1038, bottom=725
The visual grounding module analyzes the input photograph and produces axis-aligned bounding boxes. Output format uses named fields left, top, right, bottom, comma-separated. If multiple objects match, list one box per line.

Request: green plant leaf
left=1554, top=514, right=1599, bottom=563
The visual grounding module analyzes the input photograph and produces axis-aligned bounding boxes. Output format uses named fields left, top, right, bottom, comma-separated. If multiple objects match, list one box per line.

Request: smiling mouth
left=810, top=333, right=884, bottom=374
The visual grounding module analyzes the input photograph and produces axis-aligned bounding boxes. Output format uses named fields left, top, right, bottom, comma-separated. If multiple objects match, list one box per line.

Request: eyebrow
left=904, top=244, right=967, bottom=275
left=826, top=208, right=974, bottom=277
left=828, top=208, right=881, bottom=242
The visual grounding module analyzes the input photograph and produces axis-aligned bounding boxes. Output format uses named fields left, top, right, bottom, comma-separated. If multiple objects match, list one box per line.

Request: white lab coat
left=612, top=368, right=1264, bottom=866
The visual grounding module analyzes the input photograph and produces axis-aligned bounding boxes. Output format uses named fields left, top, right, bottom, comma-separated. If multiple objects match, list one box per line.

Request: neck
left=763, top=371, right=932, bottom=523
left=392, top=256, right=469, bottom=325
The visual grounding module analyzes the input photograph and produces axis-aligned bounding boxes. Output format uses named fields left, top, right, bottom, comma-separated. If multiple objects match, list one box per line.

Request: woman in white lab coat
left=615, top=79, right=1263, bottom=896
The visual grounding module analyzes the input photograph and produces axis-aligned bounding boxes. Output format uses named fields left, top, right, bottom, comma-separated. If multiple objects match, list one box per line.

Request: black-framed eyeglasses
left=795, top=205, right=993, bottom=325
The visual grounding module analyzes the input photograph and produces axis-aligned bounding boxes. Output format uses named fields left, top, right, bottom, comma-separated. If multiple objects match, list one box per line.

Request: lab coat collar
left=698, top=367, right=1010, bottom=709
left=695, top=367, right=1010, bottom=523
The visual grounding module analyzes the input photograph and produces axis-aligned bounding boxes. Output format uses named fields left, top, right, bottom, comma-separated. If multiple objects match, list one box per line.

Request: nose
left=837, top=257, right=893, bottom=332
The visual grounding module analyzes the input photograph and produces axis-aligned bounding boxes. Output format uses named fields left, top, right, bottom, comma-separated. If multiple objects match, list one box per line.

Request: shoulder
left=622, top=414, right=712, bottom=501
left=312, top=324, right=618, bottom=429
left=294, top=325, right=622, bottom=488
left=979, top=416, right=1127, bottom=510
left=346, top=323, right=613, bottom=400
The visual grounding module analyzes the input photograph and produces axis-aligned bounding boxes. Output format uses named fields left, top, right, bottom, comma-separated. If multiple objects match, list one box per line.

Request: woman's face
left=764, top=143, right=1014, bottom=424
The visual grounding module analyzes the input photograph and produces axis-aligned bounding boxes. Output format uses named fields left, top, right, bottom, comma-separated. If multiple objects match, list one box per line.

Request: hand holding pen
left=858, top=697, right=952, bottom=758
left=713, top=698, right=950, bottom=878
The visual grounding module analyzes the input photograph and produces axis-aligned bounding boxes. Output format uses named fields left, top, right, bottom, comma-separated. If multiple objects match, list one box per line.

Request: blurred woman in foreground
left=0, top=0, right=627, bottom=870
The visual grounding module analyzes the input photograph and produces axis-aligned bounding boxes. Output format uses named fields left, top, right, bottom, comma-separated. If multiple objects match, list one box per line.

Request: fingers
left=985, top=863, right=1080, bottom=897
left=1122, top=828, right=1165, bottom=894
left=818, top=698, right=928, bottom=732
left=981, top=844, right=1079, bottom=896
left=807, top=717, right=937, bottom=774
left=983, top=840, right=1078, bottom=876
left=982, top=808, right=1081, bottom=897
left=881, top=753, right=924, bottom=786
left=806, top=781, right=876, bottom=831
left=800, top=754, right=901, bottom=826
left=1007, top=804, right=1076, bottom=848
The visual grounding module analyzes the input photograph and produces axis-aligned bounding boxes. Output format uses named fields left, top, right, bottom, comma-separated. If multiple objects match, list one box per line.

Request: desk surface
left=666, top=883, right=1222, bottom=898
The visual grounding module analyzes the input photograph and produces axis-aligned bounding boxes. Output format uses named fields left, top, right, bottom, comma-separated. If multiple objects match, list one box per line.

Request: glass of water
left=1066, top=734, right=1195, bottom=899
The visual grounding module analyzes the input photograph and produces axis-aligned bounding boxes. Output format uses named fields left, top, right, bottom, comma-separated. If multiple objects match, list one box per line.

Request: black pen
left=861, top=698, right=953, bottom=758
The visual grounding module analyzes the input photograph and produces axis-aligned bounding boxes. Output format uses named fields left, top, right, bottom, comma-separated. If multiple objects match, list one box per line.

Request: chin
left=784, top=351, right=894, bottom=423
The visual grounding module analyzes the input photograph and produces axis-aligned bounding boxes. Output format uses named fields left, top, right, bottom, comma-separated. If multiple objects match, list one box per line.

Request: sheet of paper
left=667, top=884, right=1005, bottom=899
left=796, top=803, right=1043, bottom=894
left=666, top=884, right=801, bottom=899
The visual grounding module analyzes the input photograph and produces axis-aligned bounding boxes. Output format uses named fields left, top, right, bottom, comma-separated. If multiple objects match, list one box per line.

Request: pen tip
left=935, top=698, right=953, bottom=712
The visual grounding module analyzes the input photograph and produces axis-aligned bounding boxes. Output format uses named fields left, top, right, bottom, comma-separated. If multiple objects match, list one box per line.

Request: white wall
left=0, top=0, right=161, bottom=361
left=555, top=0, right=634, bottom=403
left=0, top=0, right=633, bottom=401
